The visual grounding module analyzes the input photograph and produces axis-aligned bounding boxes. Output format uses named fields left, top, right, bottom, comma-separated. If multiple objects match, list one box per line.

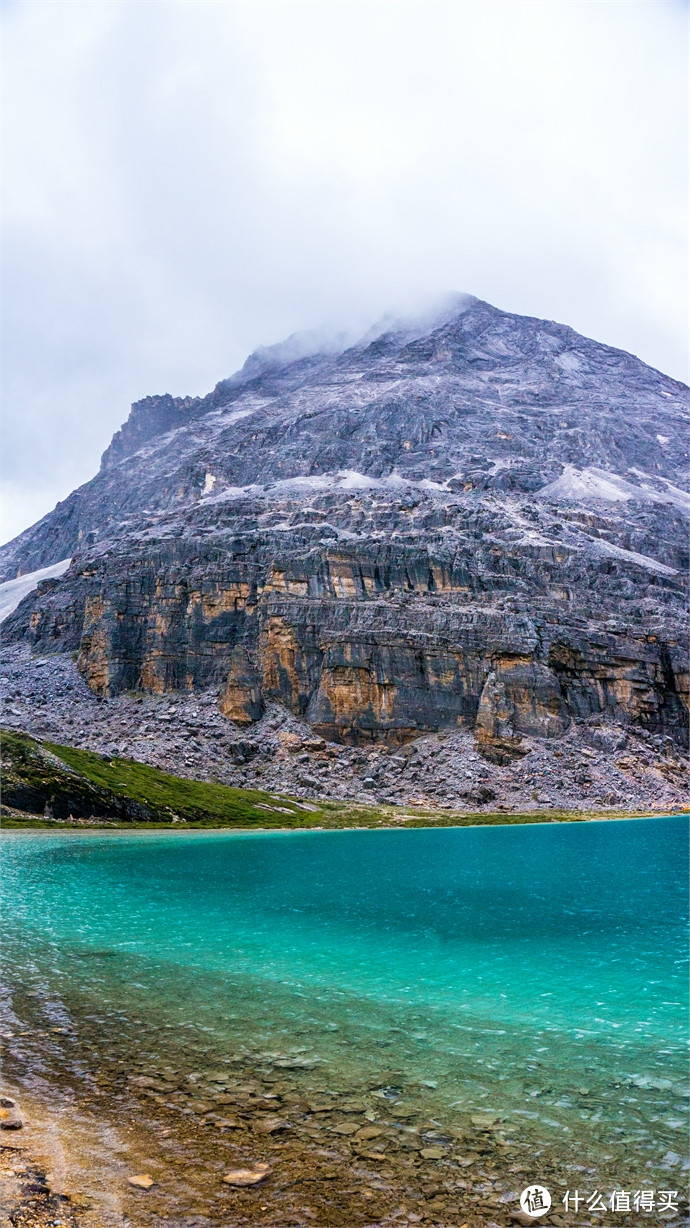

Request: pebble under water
left=1, top=818, right=688, bottom=1227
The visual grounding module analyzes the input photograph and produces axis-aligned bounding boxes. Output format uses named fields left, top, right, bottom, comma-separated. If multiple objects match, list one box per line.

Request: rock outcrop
left=2, top=296, right=688, bottom=767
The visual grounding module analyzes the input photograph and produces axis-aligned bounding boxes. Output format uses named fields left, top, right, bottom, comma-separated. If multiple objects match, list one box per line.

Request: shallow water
left=2, top=817, right=688, bottom=1222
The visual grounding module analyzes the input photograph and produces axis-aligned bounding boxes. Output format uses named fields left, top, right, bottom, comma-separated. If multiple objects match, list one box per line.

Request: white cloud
left=2, top=0, right=687, bottom=543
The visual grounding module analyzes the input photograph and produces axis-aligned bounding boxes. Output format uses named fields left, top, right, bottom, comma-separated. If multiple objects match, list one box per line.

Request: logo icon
left=520, top=1186, right=552, bottom=1217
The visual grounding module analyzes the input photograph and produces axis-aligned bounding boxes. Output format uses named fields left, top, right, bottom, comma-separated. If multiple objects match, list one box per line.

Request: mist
left=2, top=0, right=687, bottom=544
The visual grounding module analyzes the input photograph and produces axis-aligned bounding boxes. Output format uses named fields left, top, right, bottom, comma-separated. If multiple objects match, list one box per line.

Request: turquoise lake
left=2, top=816, right=688, bottom=1193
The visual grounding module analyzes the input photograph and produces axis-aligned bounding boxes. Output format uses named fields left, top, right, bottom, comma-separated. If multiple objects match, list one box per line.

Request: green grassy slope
left=1, top=729, right=314, bottom=827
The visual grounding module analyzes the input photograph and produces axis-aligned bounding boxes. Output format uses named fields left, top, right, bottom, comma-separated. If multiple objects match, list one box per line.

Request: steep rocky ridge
left=2, top=296, right=688, bottom=792
left=2, top=643, right=686, bottom=812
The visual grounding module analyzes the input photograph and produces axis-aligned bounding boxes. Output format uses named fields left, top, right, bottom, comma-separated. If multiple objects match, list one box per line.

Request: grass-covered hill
left=1, top=729, right=319, bottom=828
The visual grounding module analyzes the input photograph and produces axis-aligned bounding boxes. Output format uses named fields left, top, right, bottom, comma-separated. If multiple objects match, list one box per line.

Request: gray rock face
left=2, top=296, right=688, bottom=762
left=1, top=643, right=687, bottom=813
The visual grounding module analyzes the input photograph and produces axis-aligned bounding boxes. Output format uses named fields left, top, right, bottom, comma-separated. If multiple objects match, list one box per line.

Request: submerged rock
left=253, top=1116, right=289, bottom=1133
left=0, top=1097, right=23, bottom=1130
left=127, top=1173, right=155, bottom=1189
left=222, top=1163, right=270, bottom=1186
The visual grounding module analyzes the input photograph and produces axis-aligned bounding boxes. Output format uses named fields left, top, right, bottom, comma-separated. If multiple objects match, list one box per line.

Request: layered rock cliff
left=3, top=296, right=688, bottom=772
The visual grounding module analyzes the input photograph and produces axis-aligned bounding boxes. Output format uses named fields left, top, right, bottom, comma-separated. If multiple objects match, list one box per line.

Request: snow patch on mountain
left=589, top=539, right=678, bottom=577
left=0, top=558, right=71, bottom=624
left=200, top=469, right=447, bottom=505
left=539, top=465, right=690, bottom=512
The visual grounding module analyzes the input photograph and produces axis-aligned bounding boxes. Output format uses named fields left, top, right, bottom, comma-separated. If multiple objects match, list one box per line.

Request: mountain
left=2, top=296, right=688, bottom=804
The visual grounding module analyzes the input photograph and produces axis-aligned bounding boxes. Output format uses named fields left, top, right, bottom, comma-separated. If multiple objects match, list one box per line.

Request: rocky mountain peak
left=2, top=297, right=688, bottom=781
left=100, top=392, right=203, bottom=470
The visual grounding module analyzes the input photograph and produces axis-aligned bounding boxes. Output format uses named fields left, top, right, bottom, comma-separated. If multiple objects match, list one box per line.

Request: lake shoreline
left=0, top=1088, right=98, bottom=1228
left=5, top=724, right=688, bottom=833
left=0, top=1069, right=580, bottom=1228
left=3, top=1012, right=688, bottom=1228
left=2, top=803, right=685, bottom=833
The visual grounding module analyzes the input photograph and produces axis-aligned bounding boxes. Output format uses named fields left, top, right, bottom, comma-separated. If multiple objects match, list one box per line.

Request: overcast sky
left=2, top=0, right=687, bottom=544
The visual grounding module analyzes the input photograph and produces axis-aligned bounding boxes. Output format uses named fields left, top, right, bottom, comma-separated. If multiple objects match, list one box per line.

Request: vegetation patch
left=1, top=729, right=314, bottom=827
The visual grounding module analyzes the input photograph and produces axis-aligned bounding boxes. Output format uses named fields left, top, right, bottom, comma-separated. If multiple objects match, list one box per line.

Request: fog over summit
left=2, top=1, right=687, bottom=543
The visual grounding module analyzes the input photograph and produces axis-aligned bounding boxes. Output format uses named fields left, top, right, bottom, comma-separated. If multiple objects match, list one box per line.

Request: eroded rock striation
left=2, top=296, right=688, bottom=781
